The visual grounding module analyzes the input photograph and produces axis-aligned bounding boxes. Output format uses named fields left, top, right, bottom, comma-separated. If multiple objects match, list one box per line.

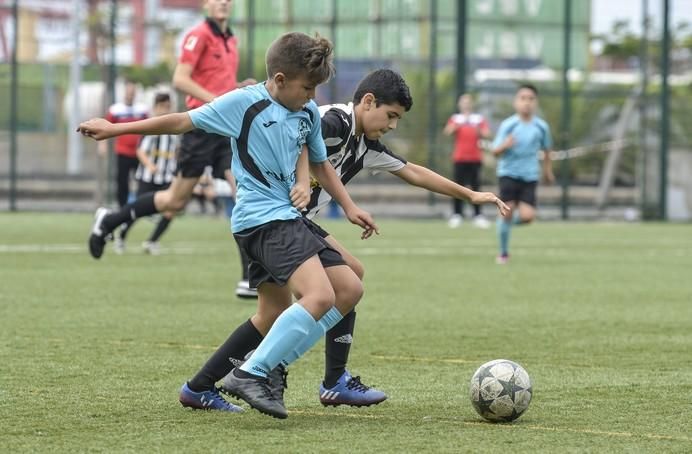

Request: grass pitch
left=1, top=213, right=691, bottom=453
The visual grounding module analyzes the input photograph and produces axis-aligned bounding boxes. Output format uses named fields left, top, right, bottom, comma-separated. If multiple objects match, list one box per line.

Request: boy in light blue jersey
left=215, top=70, right=510, bottom=410
left=78, top=32, right=378, bottom=419
left=491, top=83, right=555, bottom=264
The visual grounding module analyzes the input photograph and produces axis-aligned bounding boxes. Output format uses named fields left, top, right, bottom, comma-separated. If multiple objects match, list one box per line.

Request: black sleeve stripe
left=535, top=122, right=547, bottom=146
left=380, top=146, right=407, bottom=164
left=363, top=139, right=407, bottom=164
left=505, top=120, right=518, bottom=136
left=302, top=106, right=314, bottom=123
left=237, top=99, right=272, bottom=188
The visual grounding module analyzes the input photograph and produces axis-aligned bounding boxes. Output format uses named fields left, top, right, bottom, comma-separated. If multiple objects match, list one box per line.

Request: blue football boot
left=179, top=382, right=244, bottom=413
left=319, top=370, right=387, bottom=407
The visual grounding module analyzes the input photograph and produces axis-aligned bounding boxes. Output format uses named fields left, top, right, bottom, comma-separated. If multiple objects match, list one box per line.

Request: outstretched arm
left=77, top=113, right=194, bottom=141
left=392, top=163, right=509, bottom=216
left=310, top=161, right=379, bottom=239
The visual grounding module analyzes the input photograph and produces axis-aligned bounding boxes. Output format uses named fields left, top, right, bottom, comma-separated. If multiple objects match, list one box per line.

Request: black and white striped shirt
left=134, top=134, right=179, bottom=185
left=305, top=103, right=407, bottom=219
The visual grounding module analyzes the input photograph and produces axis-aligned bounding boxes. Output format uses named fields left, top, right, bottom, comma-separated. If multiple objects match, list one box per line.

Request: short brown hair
left=265, top=32, right=335, bottom=85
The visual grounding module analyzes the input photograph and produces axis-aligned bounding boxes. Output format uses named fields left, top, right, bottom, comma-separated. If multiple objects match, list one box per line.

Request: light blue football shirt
left=188, top=82, right=327, bottom=232
left=492, top=114, right=552, bottom=182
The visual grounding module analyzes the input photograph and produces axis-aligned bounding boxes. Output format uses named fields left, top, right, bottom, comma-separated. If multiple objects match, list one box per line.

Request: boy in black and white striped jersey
left=116, top=93, right=179, bottom=255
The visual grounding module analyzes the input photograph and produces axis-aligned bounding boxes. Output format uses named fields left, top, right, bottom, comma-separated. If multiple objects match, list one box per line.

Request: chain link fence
left=1, top=0, right=690, bottom=219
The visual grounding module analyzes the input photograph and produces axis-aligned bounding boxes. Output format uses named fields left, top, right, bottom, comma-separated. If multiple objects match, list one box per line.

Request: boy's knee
left=307, top=285, right=336, bottom=315
left=158, top=190, right=189, bottom=212
left=168, top=196, right=188, bottom=212
left=336, top=275, right=364, bottom=311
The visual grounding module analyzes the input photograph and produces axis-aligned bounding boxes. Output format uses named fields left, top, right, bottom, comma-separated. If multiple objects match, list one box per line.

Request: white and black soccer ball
left=469, top=359, right=532, bottom=422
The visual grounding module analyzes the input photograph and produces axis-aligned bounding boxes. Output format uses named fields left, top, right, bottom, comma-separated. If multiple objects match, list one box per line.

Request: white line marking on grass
left=0, top=244, right=84, bottom=253
left=1, top=243, right=689, bottom=258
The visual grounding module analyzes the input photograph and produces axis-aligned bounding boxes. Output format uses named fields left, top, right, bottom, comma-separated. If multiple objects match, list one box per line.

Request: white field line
left=0, top=243, right=689, bottom=258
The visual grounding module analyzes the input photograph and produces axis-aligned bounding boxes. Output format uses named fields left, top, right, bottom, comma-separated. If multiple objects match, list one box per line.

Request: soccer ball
left=469, top=359, right=532, bottom=422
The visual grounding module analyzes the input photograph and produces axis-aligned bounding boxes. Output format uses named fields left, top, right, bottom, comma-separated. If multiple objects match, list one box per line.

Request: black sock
left=194, top=194, right=206, bottom=213
left=149, top=217, right=171, bottom=242
left=119, top=220, right=134, bottom=240
left=187, top=319, right=264, bottom=392
left=103, top=193, right=157, bottom=233
left=324, top=310, right=356, bottom=388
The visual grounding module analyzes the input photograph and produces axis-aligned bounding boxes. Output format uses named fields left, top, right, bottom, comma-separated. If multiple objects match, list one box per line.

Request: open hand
left=543, top=169, right=556, bottom=185
left=470, top=191, right=510, bottom=217
left=344, top=207, right=379, bottom=240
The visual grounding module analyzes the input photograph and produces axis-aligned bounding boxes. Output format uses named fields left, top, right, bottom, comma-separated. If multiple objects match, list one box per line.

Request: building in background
left=1, top=0, right=591, bottom=70
left=0, top=0, right=201, bottom=65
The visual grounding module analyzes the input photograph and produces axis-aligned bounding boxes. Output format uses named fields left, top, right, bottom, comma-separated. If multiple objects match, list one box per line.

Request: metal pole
left=659, top=0, right=670, bottom=220
left=329, top=0, right=338, bottom=103
left=559, top=0, right=571, bottom=220
left=427, top=0, right=438, bottom=205
left=639, top=0, right=649, bottom=218
left=106, top=0, right=117, bottom=205
left=144, top=0, right=160, bottom=66
left=246, top=0, right=255, bottom=80
left=455, top=0, right=467, bottom=99
left=9, top=0, right=18, bottom=211
left=67, top=0, right=83, bottom=174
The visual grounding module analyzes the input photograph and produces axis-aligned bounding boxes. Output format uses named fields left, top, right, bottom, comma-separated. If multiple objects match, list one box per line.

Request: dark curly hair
left=265, top=32, right=335, bottom=85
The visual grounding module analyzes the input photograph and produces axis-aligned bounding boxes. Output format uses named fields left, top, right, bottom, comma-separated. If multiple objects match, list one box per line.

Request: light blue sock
left=512, top=210, right=522, bottom=225
left=497, top=217, right=512, bottom=256
left=280, top=306, right=343, bottom=367
left=240, top=304, right=316, bottom=378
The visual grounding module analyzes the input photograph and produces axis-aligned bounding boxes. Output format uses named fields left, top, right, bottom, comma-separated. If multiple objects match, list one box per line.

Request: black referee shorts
left=177, top=129, right=231, bottom=179
left=233, top=217, right=345, bottom=288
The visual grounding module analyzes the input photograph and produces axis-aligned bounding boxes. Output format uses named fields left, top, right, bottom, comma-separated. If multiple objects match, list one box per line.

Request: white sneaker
left=113, top=237, right=125, bottom=255
left=473, top=215, right=491, bottom=229
left=235, top=280, right=258, bottom=299
left=142, top=241, right=161, bottom=256
left=448, top=214, right=463, bottom=228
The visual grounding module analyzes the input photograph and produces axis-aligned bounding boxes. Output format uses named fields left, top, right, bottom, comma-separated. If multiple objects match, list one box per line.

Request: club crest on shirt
left=184, top=35, right=198, bottom=51
left=296, top=119, right=310, bottom=147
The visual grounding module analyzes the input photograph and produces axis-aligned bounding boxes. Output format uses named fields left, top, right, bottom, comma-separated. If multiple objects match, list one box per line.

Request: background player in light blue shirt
left=491, top=84, right=555, bottom=264
left=78, top=32, right=378, bottom=419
